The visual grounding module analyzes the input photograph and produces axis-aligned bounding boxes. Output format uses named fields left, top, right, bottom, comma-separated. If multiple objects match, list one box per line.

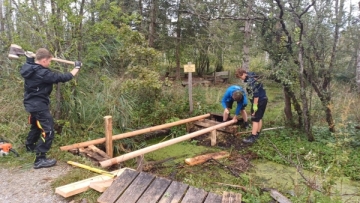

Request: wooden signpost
left=184, top=62, right=195, bottom=113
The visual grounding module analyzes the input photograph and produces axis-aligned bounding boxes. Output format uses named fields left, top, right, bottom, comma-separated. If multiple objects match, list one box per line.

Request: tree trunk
left=357, top=50, right=360, bottom=92
left=358, top=2, right=360, bottom=91
left=298, top=48, right=314, bottom=141
left=283, top=86, right=293, bottom=124
left=175, top=0, right=183, bottom=80
left=284, top=85, right=303, bottom=127
left=0, top=0, right=4, bottom=32
left=148, top=0, right=156, bottom=47
left=242, top=0, right=253, bottom=71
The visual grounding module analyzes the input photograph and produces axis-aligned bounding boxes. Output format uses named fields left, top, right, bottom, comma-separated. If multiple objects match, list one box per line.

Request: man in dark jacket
left=236, top=68, right=268, bottom=144
left=20, top=48, right=82, bottom=169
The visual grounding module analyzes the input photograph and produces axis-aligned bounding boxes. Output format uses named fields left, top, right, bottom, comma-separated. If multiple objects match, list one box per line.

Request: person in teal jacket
left=221, top=85, right=248, bottom=125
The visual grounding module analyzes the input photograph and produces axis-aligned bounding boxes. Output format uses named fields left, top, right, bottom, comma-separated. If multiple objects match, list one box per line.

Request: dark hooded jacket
left=20, top=61, right=73, bottom=113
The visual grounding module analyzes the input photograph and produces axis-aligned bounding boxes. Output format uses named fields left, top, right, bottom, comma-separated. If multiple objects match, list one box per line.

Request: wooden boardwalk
left=98, top=168, right=241, bottom=203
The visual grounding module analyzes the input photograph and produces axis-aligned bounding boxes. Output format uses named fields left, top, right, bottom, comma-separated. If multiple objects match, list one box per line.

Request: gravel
left=0, top=162, right=71, bottom=203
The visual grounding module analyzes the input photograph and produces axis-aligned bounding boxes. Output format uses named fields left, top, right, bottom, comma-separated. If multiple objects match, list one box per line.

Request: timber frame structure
left=60, top=113, right=241, bottom=168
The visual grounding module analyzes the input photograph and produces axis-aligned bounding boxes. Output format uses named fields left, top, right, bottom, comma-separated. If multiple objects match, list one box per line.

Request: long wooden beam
left=100, top=119, right=236, bottom=168
left=60, top=114, right=211, bottom=151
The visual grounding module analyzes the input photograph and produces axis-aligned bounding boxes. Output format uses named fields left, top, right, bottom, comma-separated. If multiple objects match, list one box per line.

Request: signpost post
left=184, top=62, right=195, bottom=113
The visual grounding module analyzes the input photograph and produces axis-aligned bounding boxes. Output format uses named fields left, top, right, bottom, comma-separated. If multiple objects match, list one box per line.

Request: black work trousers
left=26, top=110, right=55, bottom=158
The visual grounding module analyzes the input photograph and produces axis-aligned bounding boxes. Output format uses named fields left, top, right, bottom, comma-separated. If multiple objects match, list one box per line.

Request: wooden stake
left=104, top=116, right=113, bottom=158
left=100, top=119, right=237, bottom=168
left=210, top=130, right=217, bottom=146
left=60, top=114, right=210, bottom=151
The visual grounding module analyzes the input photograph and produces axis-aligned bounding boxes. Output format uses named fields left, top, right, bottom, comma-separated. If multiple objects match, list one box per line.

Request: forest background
left=1, top=0, right=360, bottom=202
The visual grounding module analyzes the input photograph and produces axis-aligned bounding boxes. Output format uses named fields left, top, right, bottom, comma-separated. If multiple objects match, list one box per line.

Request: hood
left=20, top=62, right=42, bottom=79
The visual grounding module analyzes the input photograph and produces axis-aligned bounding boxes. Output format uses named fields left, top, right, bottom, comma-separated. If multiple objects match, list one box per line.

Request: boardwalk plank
left=158, top=181, right=189, bottom=203
left=97, top=169, right=139, bottom=203
left=137, top=177, right=172, bottom=203
left=221, top=191, right=242, bottom=203
left=181, top=186, right=208, bottom=203
left=115, top=172, right=155, bottom=203
left=204, top=192, right=222, bottom=203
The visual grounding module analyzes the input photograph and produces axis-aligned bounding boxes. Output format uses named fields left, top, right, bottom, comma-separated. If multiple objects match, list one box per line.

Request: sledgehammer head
left=8, top=44, right=25, bottom=59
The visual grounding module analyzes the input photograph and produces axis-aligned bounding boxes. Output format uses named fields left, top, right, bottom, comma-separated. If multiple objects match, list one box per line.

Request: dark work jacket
left=20, top=61, right=73, bottom=113
left=245, top=72, right=267, bottom=102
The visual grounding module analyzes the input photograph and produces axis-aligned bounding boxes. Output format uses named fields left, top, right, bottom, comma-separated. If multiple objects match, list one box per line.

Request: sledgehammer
left=8, top=44, right=78, bottom=66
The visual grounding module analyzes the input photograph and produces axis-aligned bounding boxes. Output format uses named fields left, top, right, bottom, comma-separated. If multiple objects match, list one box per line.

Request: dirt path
left=0, top=162, right=71, bottom=203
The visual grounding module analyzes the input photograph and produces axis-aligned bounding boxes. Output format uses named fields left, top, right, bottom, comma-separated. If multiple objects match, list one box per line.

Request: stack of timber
left=55, top=168, right=132, bottom=198
left=69, top=144, right=111, bottom=163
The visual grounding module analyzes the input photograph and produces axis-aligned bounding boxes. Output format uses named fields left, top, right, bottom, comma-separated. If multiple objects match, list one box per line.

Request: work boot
left=242, top=134, right=258, bottom=144
left=34, top=158, right=57, bottom=169
left=256, top=132, right=261, bottom=139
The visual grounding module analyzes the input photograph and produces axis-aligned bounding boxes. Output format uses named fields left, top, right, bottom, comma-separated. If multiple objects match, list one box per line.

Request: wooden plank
left=89, top=179, right=113, bottom=193
left=137, top=177, right=172, bottom=203
left=204, top=192, right=222, bottom=203
left=97, top=169, right=139, bottom=203
left=269, top=189, right=292, bottom=203
left=79, top=147, right=108, bottom=162
left=209, top=113, right=244, bottom=125
left=185, top=151, right=230, bottom=166
left=115, top=172, right=155, bottom=203
left=194, top=120, right=238, bottom=134
left=88, top=145, right=111, bottom=159
left=158, top=181, right=189, bottom=203
left=181, top=186, right=208, bottom=203
left=221, top=192, right=241, bottom=203
left=55, top=168, right=127, bottom=198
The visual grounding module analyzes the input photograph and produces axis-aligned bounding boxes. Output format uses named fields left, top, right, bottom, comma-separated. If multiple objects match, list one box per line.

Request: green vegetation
left=1, top=71, right=359, bottom=202
left=1, top=0, right=359, bottom=201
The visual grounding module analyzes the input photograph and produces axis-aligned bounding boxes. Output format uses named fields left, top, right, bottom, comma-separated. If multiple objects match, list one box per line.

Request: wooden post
left=188, top=62, right=193, bottom=113
left=184, top=62, right=195, bottom=114
left=136, top=154, right=144, bottom=172
left=104, top=116, right=113, bottom=158
left=100, top=119, right=237, bottom=168
left=60, top=114, right=210, bottom=151
left=210, top=130, right=216, bottom=146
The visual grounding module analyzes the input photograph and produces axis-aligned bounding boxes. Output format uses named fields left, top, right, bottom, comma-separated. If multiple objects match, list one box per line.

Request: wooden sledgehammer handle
left=51, top=58, right=77, bottom=65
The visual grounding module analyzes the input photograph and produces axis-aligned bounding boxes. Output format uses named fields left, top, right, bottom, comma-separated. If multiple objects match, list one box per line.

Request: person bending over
left=221, top=85, right=248, bottom=126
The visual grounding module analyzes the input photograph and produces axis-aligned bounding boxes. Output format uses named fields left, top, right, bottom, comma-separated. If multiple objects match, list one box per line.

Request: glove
left=74, top=61, right=82, bottom=69
left=24, top=51, right=35, bottom=58
left=252, top=104, right=258, bottom=113
left=24, top=51, right=35, bottom=63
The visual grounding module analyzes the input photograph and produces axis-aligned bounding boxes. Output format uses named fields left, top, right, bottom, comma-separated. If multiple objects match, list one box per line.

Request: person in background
left=20, top=48, right=82, bottom=169
left=221, top=85, right=248, bottom=127
left=235, top=68, right=268, bottom=144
